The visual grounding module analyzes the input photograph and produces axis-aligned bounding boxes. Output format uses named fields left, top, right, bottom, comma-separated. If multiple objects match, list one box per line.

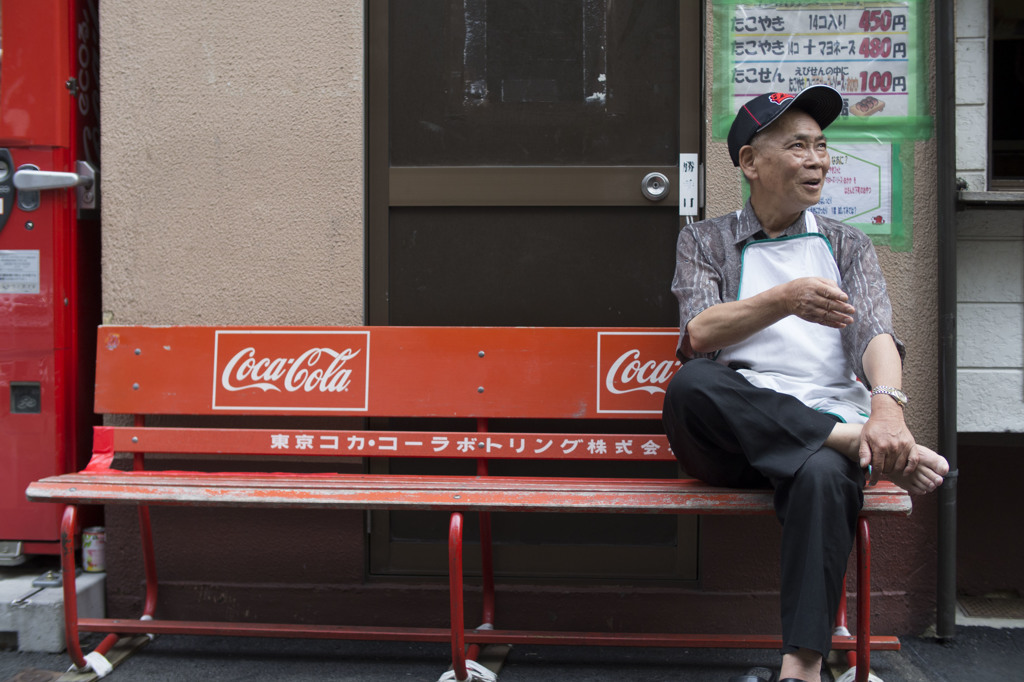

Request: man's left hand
left=858, top=402, right=917, bottom=484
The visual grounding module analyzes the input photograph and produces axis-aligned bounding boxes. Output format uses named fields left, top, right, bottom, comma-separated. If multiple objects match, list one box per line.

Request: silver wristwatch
left=870, top=385, right=908, bottom=408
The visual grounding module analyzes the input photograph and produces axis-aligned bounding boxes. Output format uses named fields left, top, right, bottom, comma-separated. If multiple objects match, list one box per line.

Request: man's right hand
left=783, top=277, right=854, bottom=328
left=687, top=277, right=853, bottom=353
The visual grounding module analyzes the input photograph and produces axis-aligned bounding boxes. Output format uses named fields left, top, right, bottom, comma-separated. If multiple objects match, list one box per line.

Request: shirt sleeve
left=671, top=223, right=723, bottom=361
left=837, top=227, right=906, bottom=383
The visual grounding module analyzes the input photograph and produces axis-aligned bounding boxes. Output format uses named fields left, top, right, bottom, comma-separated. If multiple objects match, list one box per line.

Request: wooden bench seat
left=26, top=325, right=910, bottom=682
left=34, top=460, right=910, bottom=515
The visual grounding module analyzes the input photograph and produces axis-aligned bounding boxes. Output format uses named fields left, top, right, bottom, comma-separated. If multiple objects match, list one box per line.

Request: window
left=991, top=0, right=1024, bottom=189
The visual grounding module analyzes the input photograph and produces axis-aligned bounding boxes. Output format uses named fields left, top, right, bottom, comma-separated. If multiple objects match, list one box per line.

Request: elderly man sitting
left=662, top=85, right=948, bottom=682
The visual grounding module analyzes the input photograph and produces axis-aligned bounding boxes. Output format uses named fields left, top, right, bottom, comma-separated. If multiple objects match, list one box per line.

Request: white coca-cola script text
left=220, top=347, right=362, bottom=393
left=604, top=349, right=679, bottom=396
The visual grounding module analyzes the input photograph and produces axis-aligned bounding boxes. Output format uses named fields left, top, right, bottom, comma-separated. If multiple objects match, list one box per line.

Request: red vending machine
left=0, top=0, right=100, bottom=564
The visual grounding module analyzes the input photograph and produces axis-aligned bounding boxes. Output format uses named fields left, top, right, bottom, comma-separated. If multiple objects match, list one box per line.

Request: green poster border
left=740, top=142, right=913, bottom=251
left=712, top=0, right=933, bottom=142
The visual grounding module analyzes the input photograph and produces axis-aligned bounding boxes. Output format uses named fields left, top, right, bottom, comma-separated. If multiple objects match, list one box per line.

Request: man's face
left=744, top=109, right=831, bottom=216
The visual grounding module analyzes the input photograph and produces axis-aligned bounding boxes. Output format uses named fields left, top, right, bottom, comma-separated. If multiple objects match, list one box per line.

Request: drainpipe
left=934, top=0, right=958, bottom=641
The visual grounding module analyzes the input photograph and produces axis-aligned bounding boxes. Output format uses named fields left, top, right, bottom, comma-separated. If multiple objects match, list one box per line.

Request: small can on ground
left=82, top=526, right=105, bottom=572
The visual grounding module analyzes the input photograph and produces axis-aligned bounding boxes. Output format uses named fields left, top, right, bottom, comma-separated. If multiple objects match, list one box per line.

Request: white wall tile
left=957, top=302, right=1024, bottom=367
left=957, top=240, right=1024, bottom=303
left=955, top=0, right=988, bottom=39
left=958, top=369, right=1024, bottom=431
left=956, top=104, right=988, bottom=170
left=955, top=39, right=988, bottom=104
left=956, top=171, right=987, bottom=192
left=957, top=210, right=1024, bottom=240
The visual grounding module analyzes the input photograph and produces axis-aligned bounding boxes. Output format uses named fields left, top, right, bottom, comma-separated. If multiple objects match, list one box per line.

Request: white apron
left=716, top=211, right=871, bottom=424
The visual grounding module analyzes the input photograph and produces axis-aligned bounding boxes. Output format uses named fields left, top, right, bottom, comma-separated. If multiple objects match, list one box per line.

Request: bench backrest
left=94, top=325, right=681, bottom=463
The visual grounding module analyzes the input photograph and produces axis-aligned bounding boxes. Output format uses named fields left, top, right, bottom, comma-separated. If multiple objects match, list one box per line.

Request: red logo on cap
left=768, top=92, right=795, bottom=105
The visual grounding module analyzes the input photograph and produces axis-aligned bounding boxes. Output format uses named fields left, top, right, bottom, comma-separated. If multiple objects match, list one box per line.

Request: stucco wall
left=101, top=0, right=365, bottom=326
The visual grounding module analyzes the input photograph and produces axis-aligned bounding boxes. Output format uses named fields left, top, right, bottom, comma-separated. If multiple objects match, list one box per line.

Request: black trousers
left=662, top=359, right=864, bottom=656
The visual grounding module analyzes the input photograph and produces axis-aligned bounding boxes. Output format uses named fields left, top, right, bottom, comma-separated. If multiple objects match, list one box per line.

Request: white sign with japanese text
left=0, top=250, right=40, bottom=294
left=811, top=142, right=893, bottom=231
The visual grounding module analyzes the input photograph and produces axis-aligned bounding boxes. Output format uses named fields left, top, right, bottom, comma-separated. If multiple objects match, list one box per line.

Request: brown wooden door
left=367, top=0, right=703, bottom=581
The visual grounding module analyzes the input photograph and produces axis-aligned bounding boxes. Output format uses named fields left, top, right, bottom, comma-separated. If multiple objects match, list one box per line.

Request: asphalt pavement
left=2, top=624, right=1023, bottom=682
left=3, top=557, right=1021, bottom=682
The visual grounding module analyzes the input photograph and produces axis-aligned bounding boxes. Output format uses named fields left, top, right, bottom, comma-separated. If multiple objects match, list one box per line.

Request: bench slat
left=104, top=426, right=675, bottom=461
left=26, top=473, right=912, bottom=515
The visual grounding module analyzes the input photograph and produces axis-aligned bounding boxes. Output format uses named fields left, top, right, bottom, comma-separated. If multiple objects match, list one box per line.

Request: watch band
left=870, top=385, right=907, bottom=408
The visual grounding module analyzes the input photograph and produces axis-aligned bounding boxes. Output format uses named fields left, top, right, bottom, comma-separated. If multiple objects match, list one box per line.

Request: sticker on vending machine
left=0, top=250, right=41, bottom=294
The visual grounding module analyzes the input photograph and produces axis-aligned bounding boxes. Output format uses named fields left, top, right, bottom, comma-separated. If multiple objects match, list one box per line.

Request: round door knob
left=641, top=172, right=670, bottom=201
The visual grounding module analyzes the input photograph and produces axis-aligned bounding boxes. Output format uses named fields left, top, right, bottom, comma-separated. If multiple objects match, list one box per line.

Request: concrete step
left=1, top=562, right=105, bottom=653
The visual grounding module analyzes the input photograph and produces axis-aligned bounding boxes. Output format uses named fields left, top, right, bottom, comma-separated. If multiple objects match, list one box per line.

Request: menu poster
left=712, top=1, right=932, bottom=141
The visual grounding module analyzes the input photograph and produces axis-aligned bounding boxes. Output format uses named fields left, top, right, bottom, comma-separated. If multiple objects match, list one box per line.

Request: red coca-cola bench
left=26, top=325, right=910, bottom=682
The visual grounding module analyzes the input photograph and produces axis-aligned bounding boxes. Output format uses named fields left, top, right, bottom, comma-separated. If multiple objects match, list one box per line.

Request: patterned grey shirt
left=671, top=200, right=904, bottom=385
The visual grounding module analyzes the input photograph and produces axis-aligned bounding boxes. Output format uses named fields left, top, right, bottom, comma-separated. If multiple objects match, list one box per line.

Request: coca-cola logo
left=213, top=331, right=369, bottom=411
left=221, top=347, right=361, bottom=394
left=596, top=331, right=680, bottom=414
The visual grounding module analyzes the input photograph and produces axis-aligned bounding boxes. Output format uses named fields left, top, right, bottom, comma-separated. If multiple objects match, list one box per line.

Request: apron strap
left=804, top=210, right=819, bottom=234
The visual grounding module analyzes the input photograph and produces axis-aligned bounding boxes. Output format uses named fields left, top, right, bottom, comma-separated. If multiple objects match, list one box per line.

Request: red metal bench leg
left=464, top=509, right=497, bottom=668
left=465, top=453, right=497, bottom=665
left=61, top=505, right=119, bottom=671
left=856, top=516, right=871, bottom=682
left=138, top=504, right=159, bottom=618
left=835, top=574, right=858, bottom=669
left=474, top=424, right=496, bottom=622
left=449, top=512, right=468, bottom=682
left=478, top=509, right=496, bottom=627
left=134, top=416, right=159, bottom=619
left=61, top=505, right=88, bottom=669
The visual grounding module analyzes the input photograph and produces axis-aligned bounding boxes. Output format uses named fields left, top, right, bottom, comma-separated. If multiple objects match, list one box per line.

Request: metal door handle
left=12, top=161, right=98, bottom=211
left=641, top=172, right=670, bottom=201
left=14, top=161, right=96, bottom=191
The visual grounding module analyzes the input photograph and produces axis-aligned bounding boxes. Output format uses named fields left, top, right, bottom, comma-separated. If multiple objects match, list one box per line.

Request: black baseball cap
left=727, top=85, right=844, bottom=166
